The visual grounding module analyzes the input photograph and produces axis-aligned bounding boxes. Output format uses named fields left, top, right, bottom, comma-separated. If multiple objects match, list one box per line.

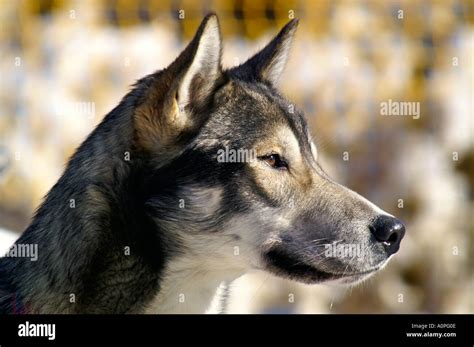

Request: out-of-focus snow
left=0, top=228, right=18, bottom=255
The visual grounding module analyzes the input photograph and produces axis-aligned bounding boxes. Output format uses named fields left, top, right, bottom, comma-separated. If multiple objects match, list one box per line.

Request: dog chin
left=324, top=271, right=377, bottom=286
left=263, top=249, right=390, bottom=285
left=289, top=266, right=383, bottom=286
left=322, top=258, right=392, bottom=286
left=265, top=265, right=380, bottom=285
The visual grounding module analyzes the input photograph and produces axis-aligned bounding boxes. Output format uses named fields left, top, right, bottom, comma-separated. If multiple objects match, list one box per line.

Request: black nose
left=370, top=215, right=406, bottom=255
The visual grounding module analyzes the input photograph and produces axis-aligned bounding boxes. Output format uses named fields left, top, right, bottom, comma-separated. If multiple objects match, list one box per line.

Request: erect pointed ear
left=229, top=19, right=298, bottom=86
left=172, top=13, right=222, bottom=112
left=134, top=14, right=223, bottom=154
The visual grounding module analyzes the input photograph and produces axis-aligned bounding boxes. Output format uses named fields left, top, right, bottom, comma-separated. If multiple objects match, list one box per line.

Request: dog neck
left=145, top=256, right=243, bottom=313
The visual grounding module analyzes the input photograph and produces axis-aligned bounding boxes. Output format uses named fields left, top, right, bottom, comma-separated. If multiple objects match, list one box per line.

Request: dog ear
left=171, top=13, right=222, bottom=114
left=229, top=19, right=298, bottom=86
left=134, top=14, right=222, bottom=154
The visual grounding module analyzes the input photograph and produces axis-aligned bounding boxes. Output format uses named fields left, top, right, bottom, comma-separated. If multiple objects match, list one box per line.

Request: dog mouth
left=263, top=248, right=382, bottom=284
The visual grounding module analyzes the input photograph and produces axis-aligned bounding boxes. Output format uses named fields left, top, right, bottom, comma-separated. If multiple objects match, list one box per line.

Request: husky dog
left=0, top=14, right=405, bottom=314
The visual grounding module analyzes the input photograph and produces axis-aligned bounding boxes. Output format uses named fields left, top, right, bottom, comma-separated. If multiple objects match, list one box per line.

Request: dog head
left=133, top=14, right=405, bottom=285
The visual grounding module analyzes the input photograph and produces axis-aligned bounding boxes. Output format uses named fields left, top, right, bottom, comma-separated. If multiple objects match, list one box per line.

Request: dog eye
left=259, top=154, right=288, bottom=170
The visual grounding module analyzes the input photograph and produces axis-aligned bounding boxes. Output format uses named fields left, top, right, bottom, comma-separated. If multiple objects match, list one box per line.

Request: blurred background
left=0, top=0, right=472, bottom=313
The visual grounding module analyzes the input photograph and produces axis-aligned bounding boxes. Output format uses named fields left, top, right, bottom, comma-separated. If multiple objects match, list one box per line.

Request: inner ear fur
left=133, top=13, right=223, bottom=155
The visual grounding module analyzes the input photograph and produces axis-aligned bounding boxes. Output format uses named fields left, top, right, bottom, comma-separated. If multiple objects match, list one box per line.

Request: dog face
left=135, top=14, right=405, bottom=285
